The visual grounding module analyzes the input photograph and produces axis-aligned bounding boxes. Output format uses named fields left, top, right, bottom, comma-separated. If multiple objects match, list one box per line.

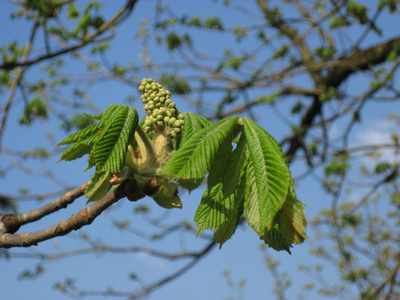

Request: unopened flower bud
left=168, top=117, right=176, bottom=127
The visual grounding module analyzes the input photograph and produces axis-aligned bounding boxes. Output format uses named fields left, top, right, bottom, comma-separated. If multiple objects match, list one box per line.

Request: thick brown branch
left=19, top=182, right=90, bottom=225
left=0, top=182, right=89, bottom=235
left=326, top=36, right=400, bottom=87
left=286, top=36, right=400, bottom=162
left=0, top=180, right=132, bottom=248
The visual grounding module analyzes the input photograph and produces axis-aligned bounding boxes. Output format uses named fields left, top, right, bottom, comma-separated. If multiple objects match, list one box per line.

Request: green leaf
left=161, top=117, right=239, bottom=180
left=180, top=112, right=212, bottom=146
left=194, top=134, right=249, bottom=246
left=85, top=171, right=113, bottom=203
left=19, top=97, right=48, bottom=126
left=58, top=134, right=99, bottom=162
left=58, top=104, right=139, bottom=202
left=166, top=32, right=182, bottom=50
left=153, top=181, right=182, bottom=209
left=67, top=3, right=79, bottom=19
left=57, top=122, right=101, bottom=146
left=194, top=138, right=233, bottom=235
left=242, top=118, right=290, bottom=234
left=262, top=179, right=307, bottom=253
left=91, top=106, right=138, bottom=173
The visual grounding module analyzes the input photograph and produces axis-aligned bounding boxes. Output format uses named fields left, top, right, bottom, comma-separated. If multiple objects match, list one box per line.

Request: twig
left=362, top=254, right=400, bottom=300
left=0, top=15, right=39, bottom=148
left=0, top=0, right=138, bottom=71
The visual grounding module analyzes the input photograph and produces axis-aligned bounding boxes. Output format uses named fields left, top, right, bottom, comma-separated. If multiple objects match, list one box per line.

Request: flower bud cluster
left=138, top=78, right=185, bottom=138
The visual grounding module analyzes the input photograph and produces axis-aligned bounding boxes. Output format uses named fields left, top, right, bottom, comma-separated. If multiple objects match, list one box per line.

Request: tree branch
left=0, top=180, right=135, bottom=248
left=326, top=36, right=400, bottom=87
left=0, top=0, right=138, bottom=71
left=0, top=182, right=89, bottom=235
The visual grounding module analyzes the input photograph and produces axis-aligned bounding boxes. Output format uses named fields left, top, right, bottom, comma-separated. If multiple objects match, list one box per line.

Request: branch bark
left=285, top=36, right=400, bottom=162
left=0, top=182, right=89, bottom=235
left=0, top=180, right=135, bottom=248
left=326, top=36, right=400, bottom=87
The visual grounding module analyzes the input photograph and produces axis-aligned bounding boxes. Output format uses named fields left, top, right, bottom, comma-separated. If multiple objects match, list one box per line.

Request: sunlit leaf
left=161, top=117, right=239, bottom=180
left=243, top=118, right=290, bottom=234
left=180, top=112, right=212, bottom=145
left=85, top=171, right=113, bottom=203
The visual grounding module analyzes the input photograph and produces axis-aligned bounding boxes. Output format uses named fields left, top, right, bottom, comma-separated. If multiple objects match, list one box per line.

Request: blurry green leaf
left=256, top=92, right=281, bottom=104
left=375, top=162, right=392, bottom=174
left=19, top=97, right=48, bottom=126
left=291, top=101, right=304, bottom=115
left=166, top=32, right=182, bottom=50
left=315, top=46, right=335, bottom=59
left=188, top=16, right=201, bottom=26
left=90, top=42, right=110, bottom=54
left=67, top=3, right=79, bottom=19
left=346, top=1, right=369, bottom=24
left=159, top=74, right=190, bottom=94
left=61, top=113, right=96, bottom=132
left=378, top=0, right=399, bottom=13
left=273, top=44, right=289, bottom=59
left=233, top=26, right=247, bottom=42
left=204, top=16, right=223, bottom=29
left=330, top=16, right=349, bottom=30
left=226, top=56, right=246, bottom=70
left=325, top=160, right=349, bottom=176
left=386, top=43, right=400, bottom=62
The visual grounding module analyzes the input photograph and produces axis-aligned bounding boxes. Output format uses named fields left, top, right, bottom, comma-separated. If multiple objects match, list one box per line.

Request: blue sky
left=1, top=1, right=399, bottom=299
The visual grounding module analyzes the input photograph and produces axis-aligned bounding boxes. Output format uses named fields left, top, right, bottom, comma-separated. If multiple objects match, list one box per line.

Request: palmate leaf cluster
left=161, top=114, right=307, bottom=253
left=58, top=80, right=307, bottom=253
left=57, top=105, right=139, bottom=202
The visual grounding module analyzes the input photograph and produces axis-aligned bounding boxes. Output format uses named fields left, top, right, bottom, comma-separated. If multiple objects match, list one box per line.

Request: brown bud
left=142, top=177, right=162, bottom=197
left=110, top=172, right=123, bottom=185
left=0, top=214, right=21, bottom=234
left=124, top=179, right=146, bottom=202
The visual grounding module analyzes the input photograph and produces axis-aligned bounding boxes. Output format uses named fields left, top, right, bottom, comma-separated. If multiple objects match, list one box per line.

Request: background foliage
left=1, top=0, right=399, bottom=299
